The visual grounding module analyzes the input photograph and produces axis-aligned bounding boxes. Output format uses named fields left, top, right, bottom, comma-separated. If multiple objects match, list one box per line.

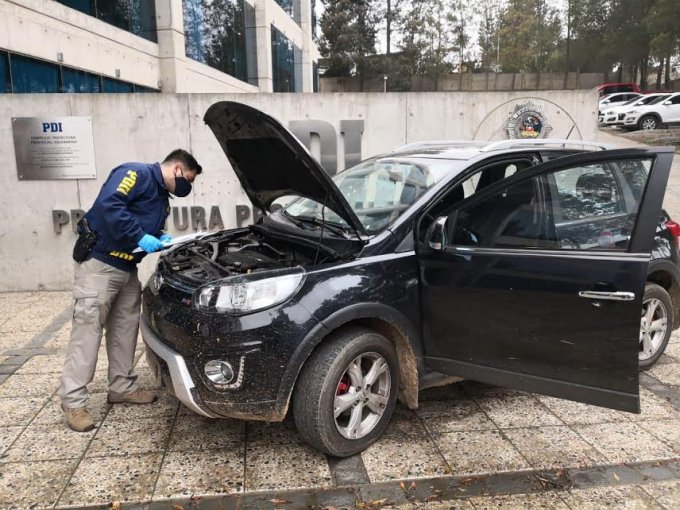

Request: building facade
left=0, top=0, right=320, bottom=94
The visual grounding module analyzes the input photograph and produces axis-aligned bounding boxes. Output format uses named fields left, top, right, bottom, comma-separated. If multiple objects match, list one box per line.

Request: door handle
left=578, top=291, right=635, bottom=301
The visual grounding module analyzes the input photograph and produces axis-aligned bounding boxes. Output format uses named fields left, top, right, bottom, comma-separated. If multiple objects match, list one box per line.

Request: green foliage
left=318, top=0, right=381, bottom=78
left=317, top=0, right=680, bottom=88
left=497, top=0, right=562, bottom=73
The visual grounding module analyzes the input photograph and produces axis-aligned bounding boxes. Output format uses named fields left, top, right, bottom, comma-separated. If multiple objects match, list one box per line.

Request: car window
left=458, top=160, right=532, bottom=199
left=648, top=96, right=670, bottom=105
left=448, top=158, right=653, bottom=251
left=669, top=95, right=680, bottom=105
left=552, top=165, right=623, bottom=222
left=285, top=157, right=453, bottom=235
left=418, top=157, right=538, bottom=242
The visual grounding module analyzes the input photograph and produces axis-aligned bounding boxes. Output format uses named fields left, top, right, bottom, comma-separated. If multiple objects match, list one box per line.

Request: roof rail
left=481, top=139, right=616, bottom=152
left=395, top=140, right=484, bottom=151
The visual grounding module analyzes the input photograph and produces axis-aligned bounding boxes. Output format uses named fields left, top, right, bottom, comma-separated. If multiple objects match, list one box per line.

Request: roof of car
left=384, top=139, right=615, bottom=161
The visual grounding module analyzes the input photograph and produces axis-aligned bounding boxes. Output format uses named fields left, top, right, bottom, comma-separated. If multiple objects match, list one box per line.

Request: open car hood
left=204, top=101, right=366, bottom=235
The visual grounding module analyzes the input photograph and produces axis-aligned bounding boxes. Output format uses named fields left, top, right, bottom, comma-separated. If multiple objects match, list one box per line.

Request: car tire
left=293, top=326, right=399, bottom=457
left=639, top=283, right=673, bottom=370
left=638, top=115, right=659, bottom=131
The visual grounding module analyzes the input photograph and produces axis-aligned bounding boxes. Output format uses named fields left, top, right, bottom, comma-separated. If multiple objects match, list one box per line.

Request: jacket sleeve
left=92, top=167, right=147, bottom=245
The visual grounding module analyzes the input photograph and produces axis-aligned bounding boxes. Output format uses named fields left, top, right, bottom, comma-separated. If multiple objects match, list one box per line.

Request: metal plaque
left=12, top=116, right=97, bottom=180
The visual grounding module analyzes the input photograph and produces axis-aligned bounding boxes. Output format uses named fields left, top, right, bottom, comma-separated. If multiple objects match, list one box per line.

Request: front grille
left=618, top=113, right=626, bottom=120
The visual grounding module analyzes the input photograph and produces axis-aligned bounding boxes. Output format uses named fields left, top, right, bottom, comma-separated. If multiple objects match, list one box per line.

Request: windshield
left=283, top=157, right=455, bottom=235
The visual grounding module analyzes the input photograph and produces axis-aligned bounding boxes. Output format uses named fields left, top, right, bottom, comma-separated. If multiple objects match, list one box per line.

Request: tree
left=645, top=0, right=680, bottom=88
left=396, top=0, right=457, bottom=90
left=497, top=0, right=562, bottom=73
left=604, top=0, right=654, bottom=86
left=566, top=0, right=610, bottom=72
left=477, top=0, right=500, bottom=71
left=451, top=0, right=474, bottom=74
left=318, top=0, right=381, bottom=85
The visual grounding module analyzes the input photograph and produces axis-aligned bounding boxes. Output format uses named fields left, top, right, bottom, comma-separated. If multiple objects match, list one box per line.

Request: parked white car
left=623, top=93, right=680, bottom=130
left=599, top=92, right=642, bottom=111
left=600, top=94, right=671, bottom=126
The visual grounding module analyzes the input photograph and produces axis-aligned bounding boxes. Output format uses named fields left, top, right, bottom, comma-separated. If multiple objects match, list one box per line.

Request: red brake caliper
left=336, top=375, right=351, bottom=395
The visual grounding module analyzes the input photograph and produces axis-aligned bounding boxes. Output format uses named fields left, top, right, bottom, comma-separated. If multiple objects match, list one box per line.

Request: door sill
left=425, top=357, right=640, bottom=413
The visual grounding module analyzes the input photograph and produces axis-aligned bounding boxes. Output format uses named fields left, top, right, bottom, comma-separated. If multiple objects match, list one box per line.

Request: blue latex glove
left=159, top=233, right=173, bottom=243
left=137, top=234, right=165, bottom=253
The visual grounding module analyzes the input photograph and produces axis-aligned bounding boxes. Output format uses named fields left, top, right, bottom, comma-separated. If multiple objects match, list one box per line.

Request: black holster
left=73, top=218, right=98, bottom=263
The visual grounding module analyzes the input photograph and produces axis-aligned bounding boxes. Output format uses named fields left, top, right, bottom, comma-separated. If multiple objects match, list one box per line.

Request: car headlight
left=194, top=266, right=305, bottom=313
left=627, top=110, right=639, bottom=115
left=605, top=111, right=614, bottom=115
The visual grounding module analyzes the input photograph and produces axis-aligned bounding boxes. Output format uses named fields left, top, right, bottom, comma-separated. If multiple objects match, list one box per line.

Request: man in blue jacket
left=60, top=149, right=202, bottom=432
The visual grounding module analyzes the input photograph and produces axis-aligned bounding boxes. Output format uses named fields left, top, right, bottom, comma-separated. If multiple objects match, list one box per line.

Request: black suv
left=142, top=102, right=677, bottom=457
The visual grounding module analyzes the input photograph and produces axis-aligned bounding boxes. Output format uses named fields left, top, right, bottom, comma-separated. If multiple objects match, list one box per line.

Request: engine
left=160, top=229, right=319, bottom=285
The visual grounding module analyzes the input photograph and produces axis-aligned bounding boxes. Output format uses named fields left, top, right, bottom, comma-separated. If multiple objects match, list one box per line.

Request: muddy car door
left=417, top=148, right=675, bottom=412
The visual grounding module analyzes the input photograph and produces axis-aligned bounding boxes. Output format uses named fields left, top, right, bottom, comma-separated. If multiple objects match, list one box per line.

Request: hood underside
left=204, top=101, right=365, bottom=235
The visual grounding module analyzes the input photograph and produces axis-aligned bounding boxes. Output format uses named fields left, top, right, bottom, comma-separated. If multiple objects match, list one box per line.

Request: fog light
left=204, top=360, right=234, bottom=385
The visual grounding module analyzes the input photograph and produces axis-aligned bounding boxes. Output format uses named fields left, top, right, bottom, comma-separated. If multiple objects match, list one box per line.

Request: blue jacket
left=83, top=162, right=170, bottom=271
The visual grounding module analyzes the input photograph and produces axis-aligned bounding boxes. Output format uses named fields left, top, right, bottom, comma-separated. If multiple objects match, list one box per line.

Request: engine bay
left=160, top=227, right=343, bottom=285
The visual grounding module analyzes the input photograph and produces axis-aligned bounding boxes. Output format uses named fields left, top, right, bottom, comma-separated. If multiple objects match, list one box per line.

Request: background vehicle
left=599, top=92, right=642, bottom=110
left=600, top=94, right=671, bottom=126
left=142, top=102, right=675, bottom=457
left=597, top=83, right=641, bottom=97
left=599, top=93, right=642, bottom=122
left=623, top=93, right=680, bottom=130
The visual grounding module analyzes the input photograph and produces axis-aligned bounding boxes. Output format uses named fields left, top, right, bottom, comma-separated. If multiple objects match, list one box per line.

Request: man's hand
left=137, top=234, right=165, bottom=253
left=159, top=233, right=173, bottom=243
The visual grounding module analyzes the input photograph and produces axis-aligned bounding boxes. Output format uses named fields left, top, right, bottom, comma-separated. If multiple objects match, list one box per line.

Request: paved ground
left=2, top=291, right=680, bottom=510
left=2, top=132, right=680, bottom=509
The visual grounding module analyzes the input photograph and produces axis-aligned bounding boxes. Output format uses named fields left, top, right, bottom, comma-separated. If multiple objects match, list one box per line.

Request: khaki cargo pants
left=60, top=258, right=141, bottom=409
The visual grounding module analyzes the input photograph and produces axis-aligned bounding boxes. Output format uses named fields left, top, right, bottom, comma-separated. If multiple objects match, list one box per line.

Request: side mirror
left=427, top=216, right=449, bottom=250
left=663, top=101, right=672, bottom=105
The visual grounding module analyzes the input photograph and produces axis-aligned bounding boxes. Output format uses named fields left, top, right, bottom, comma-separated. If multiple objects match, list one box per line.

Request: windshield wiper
left=284, top=212, right=354, bottom=238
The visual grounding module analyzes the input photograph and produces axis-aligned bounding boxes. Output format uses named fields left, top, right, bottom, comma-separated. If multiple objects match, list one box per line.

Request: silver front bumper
left=140, top=318, right=216, bottom=418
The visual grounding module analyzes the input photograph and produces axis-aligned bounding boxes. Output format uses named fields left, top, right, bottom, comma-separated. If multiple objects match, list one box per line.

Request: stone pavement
left=2, top=291, right=680, bottom=509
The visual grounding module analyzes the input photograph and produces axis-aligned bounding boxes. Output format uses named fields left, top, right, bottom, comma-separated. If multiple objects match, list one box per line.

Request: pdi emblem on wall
left=506, top=101, right=553, bottom=139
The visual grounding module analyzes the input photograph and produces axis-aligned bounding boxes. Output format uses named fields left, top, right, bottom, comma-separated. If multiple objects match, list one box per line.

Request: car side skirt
left=426, top=357, right=640, bottom=413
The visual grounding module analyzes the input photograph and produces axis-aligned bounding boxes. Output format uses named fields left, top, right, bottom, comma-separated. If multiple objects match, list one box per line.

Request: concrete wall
left=0, top=90, right=598, bottom=291
left=322, top=72, right=612, bottom=93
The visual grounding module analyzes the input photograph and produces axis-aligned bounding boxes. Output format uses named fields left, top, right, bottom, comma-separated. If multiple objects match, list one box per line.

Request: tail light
left=665, top=220, right=680, bottom=248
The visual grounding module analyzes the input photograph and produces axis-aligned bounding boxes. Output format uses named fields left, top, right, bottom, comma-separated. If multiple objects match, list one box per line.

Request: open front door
left=417, top=148, right=674, bottom=412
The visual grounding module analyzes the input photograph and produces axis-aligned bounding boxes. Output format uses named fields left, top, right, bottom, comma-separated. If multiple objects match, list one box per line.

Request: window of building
left=274, top=0, right=295, bottom=19
left=62, top=68, right=102, bottom=93
left=183, top=0, right=249, bottom=83
left=0, top=50, right=158, bottom=94
left=0, top=51, right=10, bottom=93
left=55, top=0, right=157, bottom=42
left=313, top=61, right=319, bottom=92
left=271, top=26, right=300, bottom=92
left=311, top=0, right=317, bottom=39
left=102, top=77, right=134, bottom=93
left=134, top=84, right=159, bottom=93
left=10, top=54, right=61, bottom=93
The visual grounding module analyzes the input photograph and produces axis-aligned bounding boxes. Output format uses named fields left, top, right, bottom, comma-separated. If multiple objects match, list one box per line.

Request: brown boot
left=62, top=404, right=95, bottom=432
left=107, top=389, right=158, bottom=405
